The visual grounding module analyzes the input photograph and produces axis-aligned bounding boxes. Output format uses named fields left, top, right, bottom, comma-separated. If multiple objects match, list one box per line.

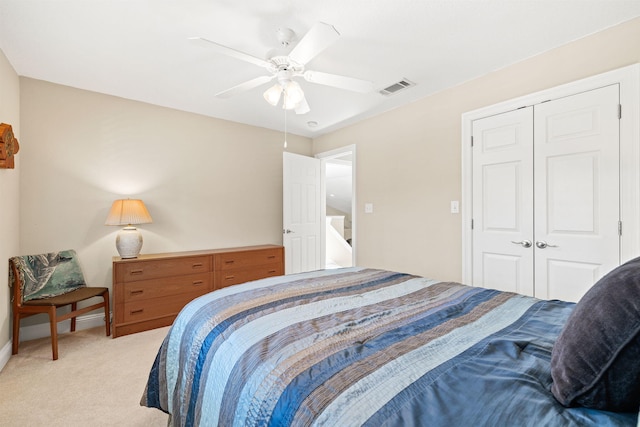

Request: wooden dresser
left=112, top=244, right=284, bottom=337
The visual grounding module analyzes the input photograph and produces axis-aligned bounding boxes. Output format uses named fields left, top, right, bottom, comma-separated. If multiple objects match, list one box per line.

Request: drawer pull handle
left=268, top=255, right=276, bottom=259
left=268, top=270, right=277, bottom=274
left=225, top=275, right=235, bottom=280
left=130, top=290, right=144, bottom=295
left=192, top=280, right=204, bottom=285
left=130, top=269, right=144, bottom=275
left=225, top=260, right=235, bottom=265
left=130, top=309, right=144, bottom=315
left=192, top=263, right=203, bottom=268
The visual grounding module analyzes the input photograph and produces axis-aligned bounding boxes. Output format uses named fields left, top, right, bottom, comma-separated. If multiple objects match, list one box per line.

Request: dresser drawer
left=118, top=256, right=210, bottom=282
left=215, top=248, right=282, bottom=271
left=215, top=263, right=283, bottom=288
left=122, top=288, right=208, bottom=322
left=122, top=273, right=211, bottom=302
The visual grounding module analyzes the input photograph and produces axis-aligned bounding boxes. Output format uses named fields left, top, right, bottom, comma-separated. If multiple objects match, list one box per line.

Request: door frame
left=315, top=144, right=357, bottom=268
left=461, top=64, right=640, bottom=284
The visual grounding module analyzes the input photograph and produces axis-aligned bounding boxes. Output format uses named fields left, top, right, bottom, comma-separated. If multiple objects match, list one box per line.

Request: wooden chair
left=9, top=249, right=110, bottom=360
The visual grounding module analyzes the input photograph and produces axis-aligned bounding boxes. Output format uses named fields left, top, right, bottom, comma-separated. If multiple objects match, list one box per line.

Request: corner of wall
left=0, top=47, right=21, bottom=371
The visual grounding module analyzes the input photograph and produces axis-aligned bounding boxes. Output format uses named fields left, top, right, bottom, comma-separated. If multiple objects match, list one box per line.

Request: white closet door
left=472, top=107, right=535, bottom=296
left=533, top=85, right=620, bottom=301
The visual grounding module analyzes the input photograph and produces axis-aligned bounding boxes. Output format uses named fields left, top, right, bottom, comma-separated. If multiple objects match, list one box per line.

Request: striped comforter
left=141, top=268, right=636, bottom=426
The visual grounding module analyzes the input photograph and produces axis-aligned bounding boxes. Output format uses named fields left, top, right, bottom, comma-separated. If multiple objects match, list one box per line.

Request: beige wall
left=0, top=49, right=20, bottom=351
left=313, top=17, right=640, bottom=282
left=15, top=78, right=311, bottom=330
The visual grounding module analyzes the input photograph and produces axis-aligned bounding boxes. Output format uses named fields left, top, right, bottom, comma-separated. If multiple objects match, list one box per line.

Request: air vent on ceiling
left=379, top=78, right=416, bottom=96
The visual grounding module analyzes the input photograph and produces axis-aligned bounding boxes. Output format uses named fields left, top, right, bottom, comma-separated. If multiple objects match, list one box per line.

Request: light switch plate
left=365, top=203, right=374, bottom=213
left=450, top=201, right=460, bottom=214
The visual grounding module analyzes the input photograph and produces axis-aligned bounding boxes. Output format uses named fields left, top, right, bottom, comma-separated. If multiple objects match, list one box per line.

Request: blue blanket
left=141, top=268, right=636, bottom=426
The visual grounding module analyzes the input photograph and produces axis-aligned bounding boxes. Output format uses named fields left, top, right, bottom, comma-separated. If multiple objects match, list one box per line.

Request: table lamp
left=105, top=199, right=153, bottom=258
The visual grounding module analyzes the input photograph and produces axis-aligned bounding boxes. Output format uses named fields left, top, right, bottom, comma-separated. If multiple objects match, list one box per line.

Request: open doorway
left=317, top=145, right=356, bottom=269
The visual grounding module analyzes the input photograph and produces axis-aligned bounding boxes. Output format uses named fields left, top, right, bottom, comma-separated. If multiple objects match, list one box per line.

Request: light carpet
left=0, top=326, right=170, bottom=426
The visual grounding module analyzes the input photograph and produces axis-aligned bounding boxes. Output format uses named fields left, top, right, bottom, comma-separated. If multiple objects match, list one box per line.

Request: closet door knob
left=535, top=240, right=558, bottom=249
left=511, top=240, right=532, bottom=248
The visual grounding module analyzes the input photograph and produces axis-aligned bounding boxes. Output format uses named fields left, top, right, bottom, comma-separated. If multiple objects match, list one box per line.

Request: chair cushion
left=23, top=286, right=108, bottom=306
left=550, top=256, right=640, bottom=411
left=10, top=249, right=87, bottom=302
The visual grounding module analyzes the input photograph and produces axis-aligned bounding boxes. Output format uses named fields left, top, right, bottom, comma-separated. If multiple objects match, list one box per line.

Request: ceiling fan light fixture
left=283, top=80, right=304, bottom=105
left=295, top=97, right=310, bottom=114
left=263, top=84, right=283, bottom=106
left=282, top=93, right=302, bottom=110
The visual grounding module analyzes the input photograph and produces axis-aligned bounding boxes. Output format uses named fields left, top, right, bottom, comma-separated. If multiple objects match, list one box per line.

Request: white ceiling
left=1, top=1, right=639, bottom=137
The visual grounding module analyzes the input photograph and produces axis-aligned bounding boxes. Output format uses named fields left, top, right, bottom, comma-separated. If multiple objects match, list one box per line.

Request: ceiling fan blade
left=189, top=37, right=272, bottom=69
left=303, top=70, right=374, bottom=93
left=289, top=22, right=340, bottom=66
left=295, top=97, right=310, bottom=115
left=215, top=75, right=275, bottom=98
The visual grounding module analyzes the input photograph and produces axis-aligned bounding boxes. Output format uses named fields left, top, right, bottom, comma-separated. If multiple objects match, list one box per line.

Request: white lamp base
left=115, top=226, right=143, bottom=258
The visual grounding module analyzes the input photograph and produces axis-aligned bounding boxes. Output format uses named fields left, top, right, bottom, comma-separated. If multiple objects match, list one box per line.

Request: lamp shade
left=105, top=199, right=153, bottom=226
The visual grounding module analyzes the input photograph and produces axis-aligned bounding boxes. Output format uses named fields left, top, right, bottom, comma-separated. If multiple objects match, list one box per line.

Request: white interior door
left=283, top=152, right=322, bottom=274
left=472, top=107, right=535, bottom=296
left=472, top=85, right=620, bottom=302
left=534, top=85, right=620, bottom=301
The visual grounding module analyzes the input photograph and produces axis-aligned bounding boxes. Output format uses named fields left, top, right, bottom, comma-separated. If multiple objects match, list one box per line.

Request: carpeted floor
left=0, top=326, right=170, bottom=426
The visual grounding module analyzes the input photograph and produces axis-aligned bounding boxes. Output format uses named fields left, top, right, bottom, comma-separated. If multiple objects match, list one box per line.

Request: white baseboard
left=0, top=312, right=111, bottom=372
left=0, top=340, right=11, bottom=372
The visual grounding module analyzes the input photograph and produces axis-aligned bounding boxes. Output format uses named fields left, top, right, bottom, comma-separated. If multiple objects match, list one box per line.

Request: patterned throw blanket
left=141, top=268, right=636, bottom=426
left=9, top=249, right=85, bottom=301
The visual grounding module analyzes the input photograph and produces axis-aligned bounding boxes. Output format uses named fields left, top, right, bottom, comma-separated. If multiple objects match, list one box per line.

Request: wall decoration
left=0, top=123, right=19, bottom=169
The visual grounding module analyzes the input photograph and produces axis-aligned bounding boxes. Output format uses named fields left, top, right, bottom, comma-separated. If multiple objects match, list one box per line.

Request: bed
left=141, top=265, right=640, bottom=426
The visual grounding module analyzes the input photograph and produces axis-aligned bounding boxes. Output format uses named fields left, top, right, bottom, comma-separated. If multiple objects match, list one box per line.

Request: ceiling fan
left=189, top=22, right=374, bottom=114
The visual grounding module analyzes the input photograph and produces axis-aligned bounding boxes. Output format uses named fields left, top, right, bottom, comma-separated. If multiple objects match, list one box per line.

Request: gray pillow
left=550, top=256, right=640, bottom=411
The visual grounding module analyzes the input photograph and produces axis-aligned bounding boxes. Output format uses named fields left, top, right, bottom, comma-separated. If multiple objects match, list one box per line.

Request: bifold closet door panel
left=472, top=107, right=535, bottom=297
left=533, top=84, right=620, bottom=301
